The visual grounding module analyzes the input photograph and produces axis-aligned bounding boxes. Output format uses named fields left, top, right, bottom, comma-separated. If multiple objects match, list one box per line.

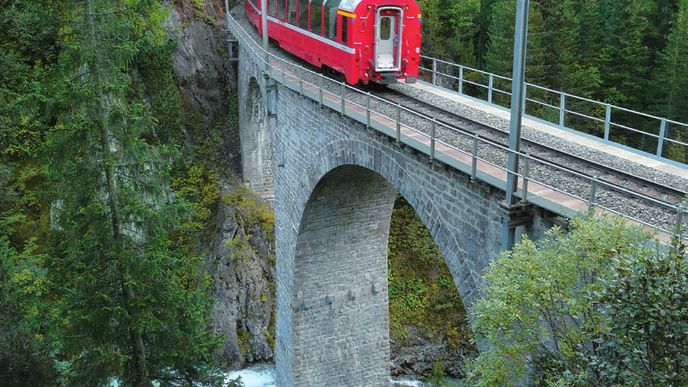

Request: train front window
left=380, top=17, right=391, bottom=40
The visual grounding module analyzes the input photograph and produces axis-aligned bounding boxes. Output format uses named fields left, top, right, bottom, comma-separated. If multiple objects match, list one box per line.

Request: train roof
left=337, top=0, right=363, bottom=12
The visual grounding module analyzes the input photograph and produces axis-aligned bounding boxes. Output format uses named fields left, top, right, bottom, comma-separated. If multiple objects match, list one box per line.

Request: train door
left=375, top=7, right=402, bottom=71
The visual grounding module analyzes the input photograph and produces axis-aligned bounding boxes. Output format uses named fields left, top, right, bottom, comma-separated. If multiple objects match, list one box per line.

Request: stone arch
left=278, top=139, right=487, bottom=386
left=291, top=165, right=397, bottom=386
left=290, top=139, right=483, bottom=306
left=239, top=76, right=274, bottom=200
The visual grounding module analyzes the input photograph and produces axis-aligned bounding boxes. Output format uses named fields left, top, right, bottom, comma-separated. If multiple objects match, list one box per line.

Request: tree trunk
left=85, top=1, right=150, bottom=385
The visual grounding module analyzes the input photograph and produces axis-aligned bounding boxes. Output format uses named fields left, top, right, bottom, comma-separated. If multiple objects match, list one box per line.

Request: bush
left=466, top=215, right=687, bottom=386
left=594, top=241, right=688, bottom=385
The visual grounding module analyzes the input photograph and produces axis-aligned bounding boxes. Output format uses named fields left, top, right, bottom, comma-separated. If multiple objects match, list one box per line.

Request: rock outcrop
left=166, top=0, right=276, bottom=369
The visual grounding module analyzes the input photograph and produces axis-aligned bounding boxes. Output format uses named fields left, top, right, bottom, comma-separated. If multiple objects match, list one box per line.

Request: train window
left=310, top=0, right=324, bottom=35
left=288, top=0, right=297, bottom=24
left=380, top=17, right=391, bottom=40
left=268, top=0, right=278, bottom=17
left=278, top=0, right=286, bottom=19
left=298, top=0, right=309, bottom=28
left=323, top=0, right=340, bottom=40
left=341, top=16, right=348, bottom=44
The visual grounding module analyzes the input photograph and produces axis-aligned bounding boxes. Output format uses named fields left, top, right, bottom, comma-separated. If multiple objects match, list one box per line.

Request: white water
left=224, top=364, right=425, bottom=387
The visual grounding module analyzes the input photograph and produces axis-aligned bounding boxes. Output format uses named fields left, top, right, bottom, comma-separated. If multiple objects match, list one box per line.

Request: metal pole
left=501, top=0, right=529, bottom=251
left=261, top=0, right=269, bottom=64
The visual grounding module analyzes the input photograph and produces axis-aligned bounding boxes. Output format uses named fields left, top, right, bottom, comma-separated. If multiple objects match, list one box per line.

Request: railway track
left=368, top=85, right=685, bottom=205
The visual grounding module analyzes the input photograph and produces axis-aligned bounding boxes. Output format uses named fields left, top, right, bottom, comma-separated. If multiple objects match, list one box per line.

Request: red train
left=245, top=0, right=422, bottom=85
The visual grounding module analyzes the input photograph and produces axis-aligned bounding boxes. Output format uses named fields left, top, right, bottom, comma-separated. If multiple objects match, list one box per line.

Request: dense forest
left=419, top=0, right=688, bottom=161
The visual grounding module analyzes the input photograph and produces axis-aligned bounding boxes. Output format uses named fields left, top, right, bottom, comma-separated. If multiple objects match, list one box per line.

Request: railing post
left=521, top=154, right=530, bottom=202
left=396, top=103, right=402, bottom=142
left=604, top=104, right=612, bottom=141
left=340, top=83, right=346, bottom=115
left=366, top=93, right=371, bottom=128
left=471, top=136, right=479, bottom=179
left=657, top=118, right=667, bottom=157
left=299, top=78, right=303, bottom=96
left=488, top=73, right=494, bottom=104
left=522, top=83, right=527, bottom=114
left=559, top=92, right=566, bottom=128
left=430, top=119, right=436, bottom=162
left=589, top=177, right=598, bottom=208
left=318, top=75, right=323, bottom=107
left=432, top=58, right=437, bottom=86
left=676, top=205, right=685, bottom=237
left=458, top=65, right=464, bottom=95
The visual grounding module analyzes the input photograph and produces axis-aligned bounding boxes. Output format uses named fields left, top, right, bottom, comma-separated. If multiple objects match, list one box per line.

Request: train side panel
left=245, top=0, right=421, bottom=85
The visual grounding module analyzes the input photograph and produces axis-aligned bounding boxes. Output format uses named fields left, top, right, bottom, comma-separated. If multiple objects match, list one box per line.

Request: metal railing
left=225, top=11, right=686, bottom=241
left=421, top=56, right=688, bottom=165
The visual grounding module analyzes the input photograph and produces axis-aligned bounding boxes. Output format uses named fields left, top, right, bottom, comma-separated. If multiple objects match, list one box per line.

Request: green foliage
left=40, top=0, right=222, bottom=384
left=418, top=0, right=480, bottom=67
left=0, top=237, right=60, bottom=385
left=467, top=215, right=688, bottom=386
left=387, top=197, right=475, bottom=352
left=224, top=185, right=275, bottom=243
left=428, top=359, right=447, bottom=387
left=593, top=240, right=688, bottom=385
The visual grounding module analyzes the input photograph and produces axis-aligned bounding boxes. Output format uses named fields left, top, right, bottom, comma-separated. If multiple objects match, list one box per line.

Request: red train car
left=245, top=0, right=422, bottom=85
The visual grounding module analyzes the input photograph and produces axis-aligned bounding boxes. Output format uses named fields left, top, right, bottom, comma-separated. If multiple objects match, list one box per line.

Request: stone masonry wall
left=235, top=35, right=557, bottom=385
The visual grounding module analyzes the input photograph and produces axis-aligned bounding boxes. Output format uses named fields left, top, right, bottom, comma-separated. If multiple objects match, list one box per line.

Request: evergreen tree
left=419, top=0, right=480, bottom=67
left=45, top=1, right=220, bottom=384
left=655, top=0, right=688, bottom=161
left=598, top=0, right=650, bottom=107
left=656, top=0, right=688, bottom=122
left=483, top=0, right=549, bottom=108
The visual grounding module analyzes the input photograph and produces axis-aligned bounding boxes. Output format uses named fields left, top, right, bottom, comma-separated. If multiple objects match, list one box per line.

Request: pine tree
left=483, top=0, right=549, bottom=109
left=419, top=0, right=480, bottom=66
left=45, top=1, right=220, bottom=384
left=655, top=0, right=688, bottom=162
left=598, top=0, right=650, bottom=107
left=656, top=0, right=688, bottom=122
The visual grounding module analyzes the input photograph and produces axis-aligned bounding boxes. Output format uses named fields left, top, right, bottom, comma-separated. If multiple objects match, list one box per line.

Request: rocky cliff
left=166, top=0, right=276, bottom=369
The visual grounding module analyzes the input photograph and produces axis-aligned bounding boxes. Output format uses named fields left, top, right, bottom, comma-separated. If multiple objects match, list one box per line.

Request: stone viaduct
left=229, top=11, right=557, bottom=386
